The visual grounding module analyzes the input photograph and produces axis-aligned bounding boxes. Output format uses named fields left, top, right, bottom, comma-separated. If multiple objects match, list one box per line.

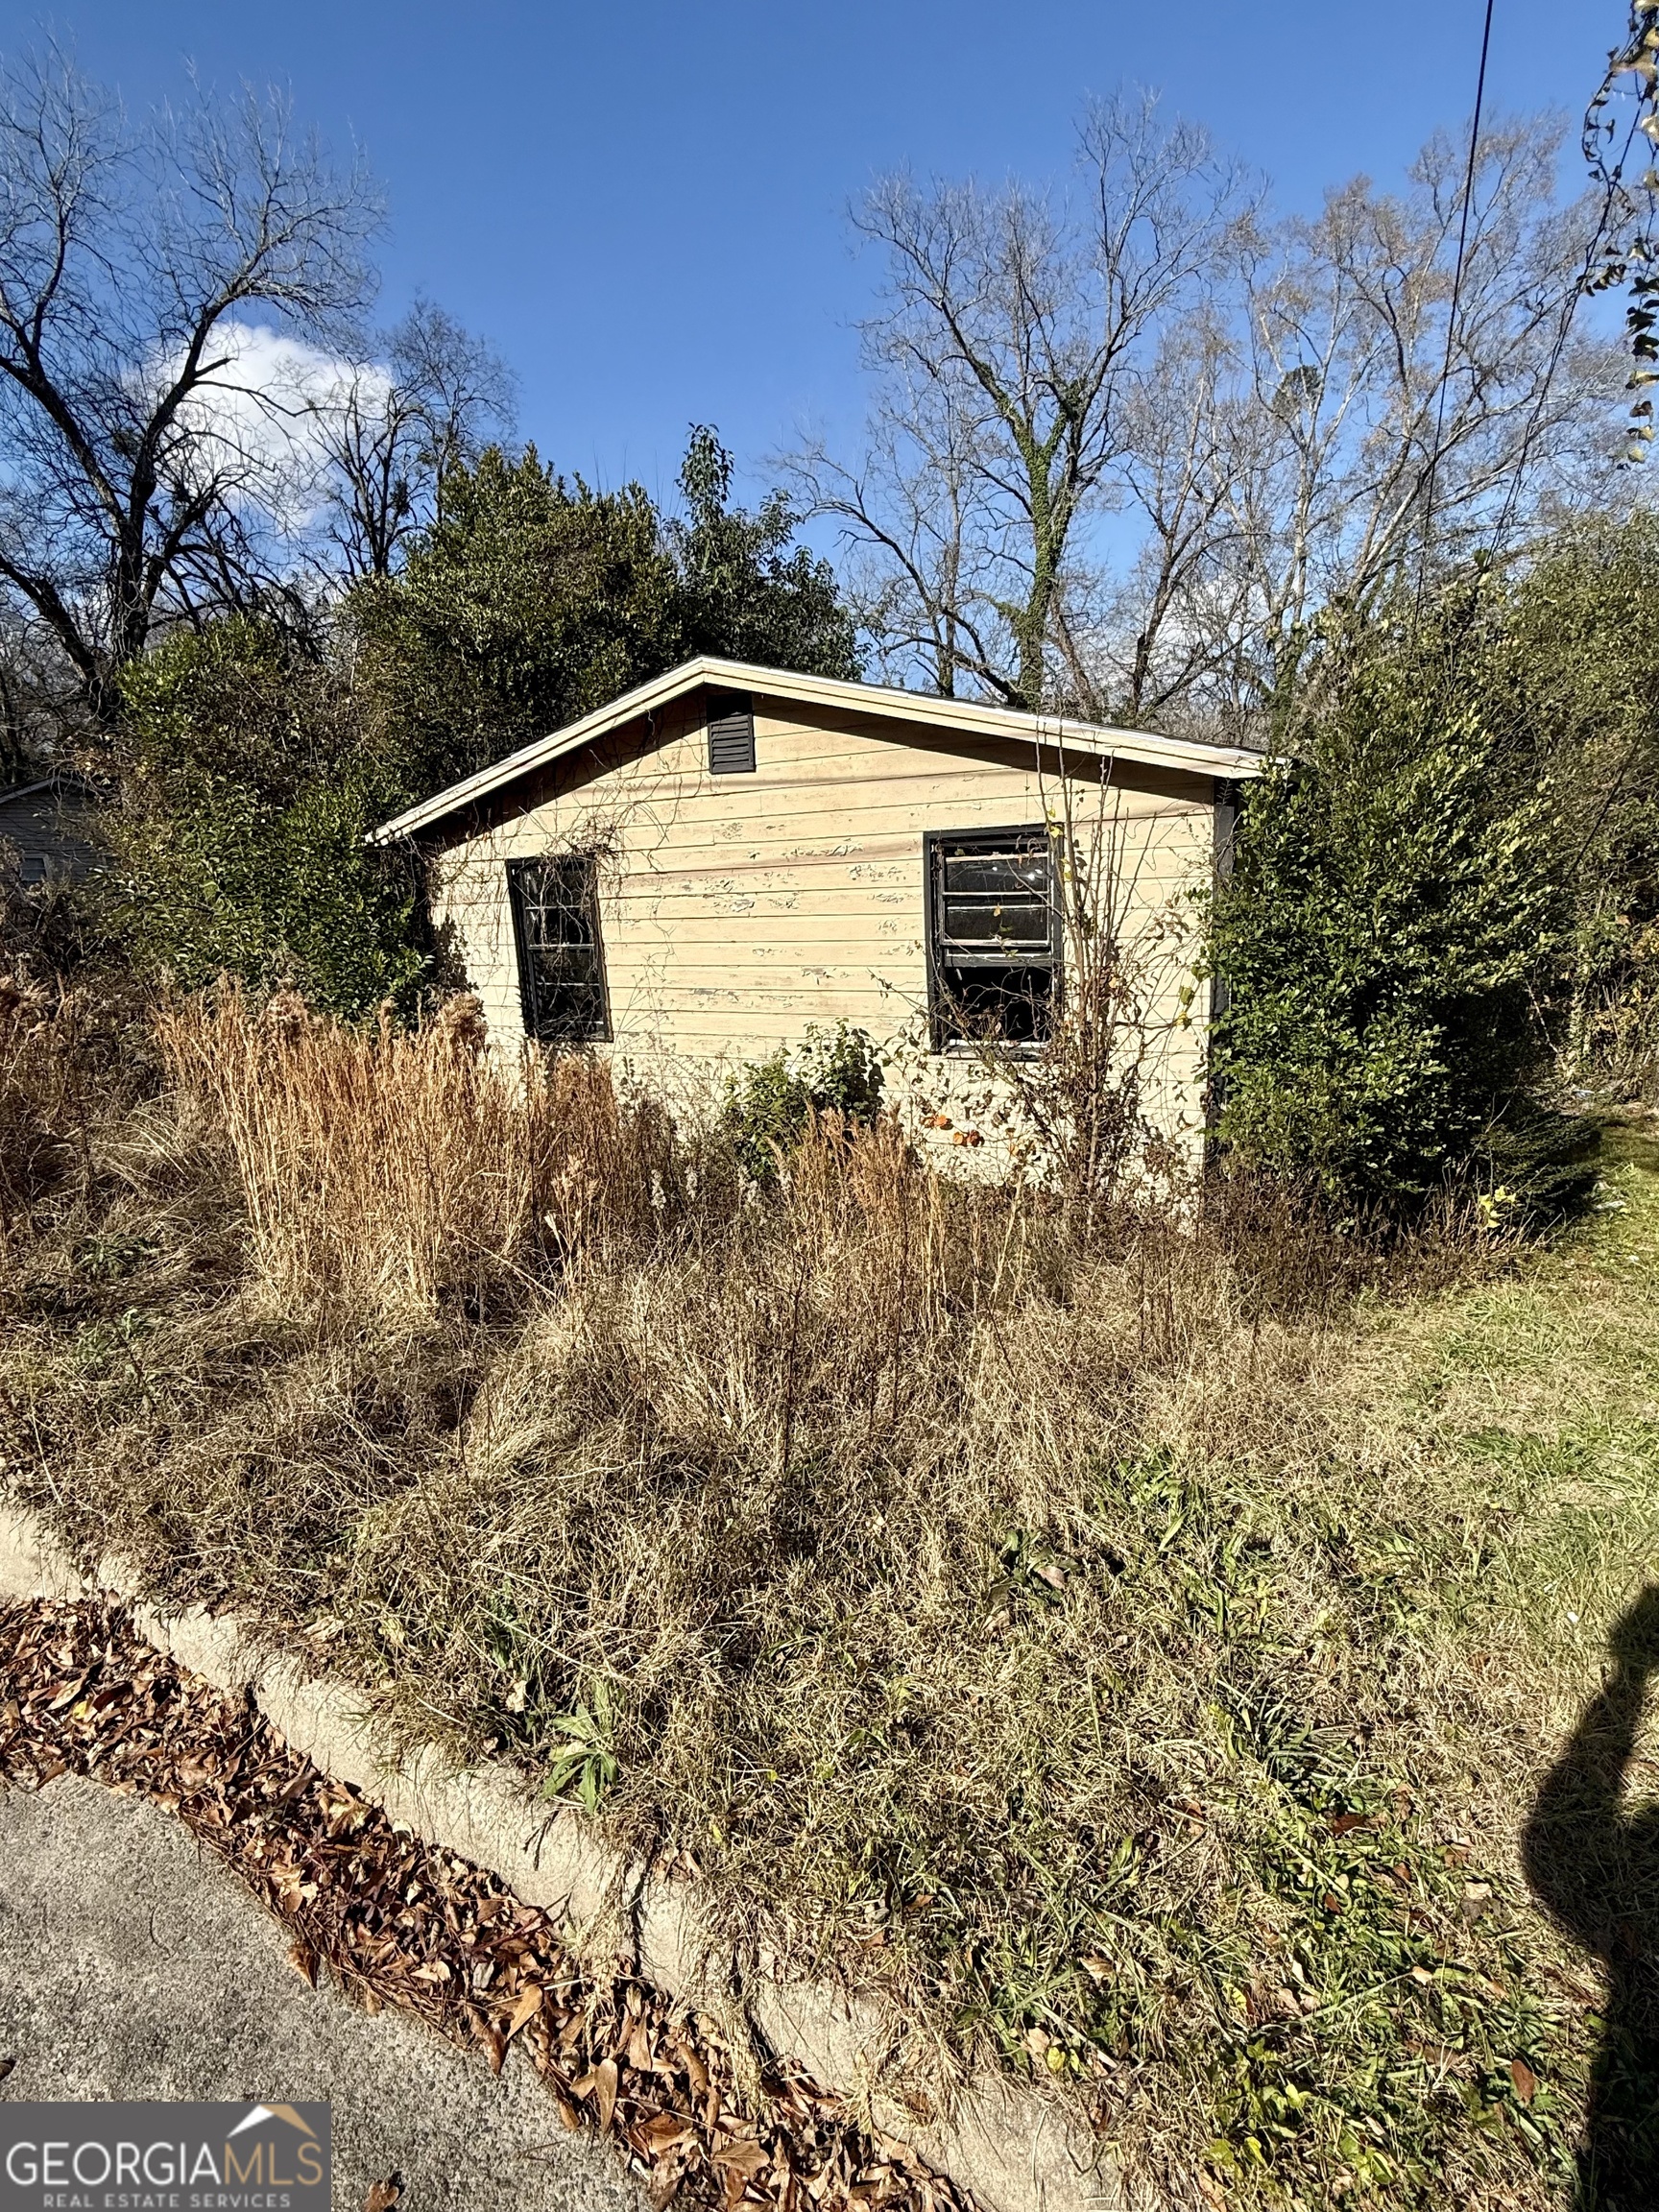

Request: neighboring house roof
left=0, top=770, right=102, bottom=808
left=371, top=656, right=1263, bottom=845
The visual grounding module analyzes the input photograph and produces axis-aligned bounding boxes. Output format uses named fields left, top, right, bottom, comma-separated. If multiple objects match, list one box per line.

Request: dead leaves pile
left=0, top=1599, right=969, bottom=2212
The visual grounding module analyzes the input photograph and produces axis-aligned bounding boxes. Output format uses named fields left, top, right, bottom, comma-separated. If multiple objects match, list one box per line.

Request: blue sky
left=4, top=0, right=1622, bottom=513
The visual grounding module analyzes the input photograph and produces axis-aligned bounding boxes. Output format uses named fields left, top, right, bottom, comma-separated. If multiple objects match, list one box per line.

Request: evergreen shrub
left=1209, top=628, right=1592, bottom=1220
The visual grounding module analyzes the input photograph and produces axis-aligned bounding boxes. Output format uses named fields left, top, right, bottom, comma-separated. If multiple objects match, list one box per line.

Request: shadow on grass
left=1525, top=1586, right=1659, bottom=2210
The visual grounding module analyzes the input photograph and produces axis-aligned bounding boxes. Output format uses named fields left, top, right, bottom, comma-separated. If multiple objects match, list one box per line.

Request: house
left=0, top=772, right=102, bottom=891
left=372, top=658, right=1261, bottom=1147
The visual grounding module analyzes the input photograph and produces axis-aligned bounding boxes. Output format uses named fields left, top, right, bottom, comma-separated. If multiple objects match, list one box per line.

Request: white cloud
left=151, top=320, right=394, bottom=534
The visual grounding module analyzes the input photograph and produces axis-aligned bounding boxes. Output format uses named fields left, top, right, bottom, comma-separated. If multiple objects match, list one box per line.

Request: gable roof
left=370, top=655, right=1262, bottom=845
left=0, top=770, right=100, bottom=809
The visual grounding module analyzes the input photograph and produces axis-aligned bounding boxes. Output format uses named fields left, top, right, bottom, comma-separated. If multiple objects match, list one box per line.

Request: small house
left=0, top=772, right=101, bottom=892
left=373, top=659, right=1260, bottom=1147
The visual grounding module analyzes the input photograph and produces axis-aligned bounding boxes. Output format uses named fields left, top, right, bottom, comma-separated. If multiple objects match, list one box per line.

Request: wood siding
left=0, top=784, right=98, bottom=888
left=426, top=689, right=1218, bottom=1133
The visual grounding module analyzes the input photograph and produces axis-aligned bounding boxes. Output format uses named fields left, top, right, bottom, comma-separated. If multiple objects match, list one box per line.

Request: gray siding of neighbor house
left=0, top=781, right=99, bottom=888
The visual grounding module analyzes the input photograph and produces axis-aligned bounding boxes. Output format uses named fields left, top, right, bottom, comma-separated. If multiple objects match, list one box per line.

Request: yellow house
left=372, top=657, right=1260, bottom=1146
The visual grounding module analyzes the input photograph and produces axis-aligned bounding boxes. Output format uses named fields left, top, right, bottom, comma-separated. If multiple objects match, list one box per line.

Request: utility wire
left=1414, top=0, right=1498, bottom=625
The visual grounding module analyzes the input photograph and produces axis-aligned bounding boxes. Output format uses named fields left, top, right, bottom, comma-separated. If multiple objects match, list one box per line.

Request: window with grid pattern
left=506, top=854, right=610, bottom=1044
left=926, top=826, right=1061, bottom=1049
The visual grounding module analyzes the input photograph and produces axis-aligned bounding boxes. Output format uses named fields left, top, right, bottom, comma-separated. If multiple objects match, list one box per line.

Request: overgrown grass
left=3, top=978, right=1656, bottom=2207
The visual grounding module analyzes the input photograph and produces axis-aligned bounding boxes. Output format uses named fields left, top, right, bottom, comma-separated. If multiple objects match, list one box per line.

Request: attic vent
left=707, top=691, right=756, bottom=775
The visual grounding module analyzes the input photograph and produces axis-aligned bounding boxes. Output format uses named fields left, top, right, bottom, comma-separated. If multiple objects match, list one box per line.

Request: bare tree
left=790, top=370, right=987, bottom=695
left=1216, top=118, right=1621, bottom=705
left=797, top=92, right=1255, bottom=711
left=0, top=42, right=382, bottom=734
left=1060, top=310, right=1257, bottom=724
left=809, top=95, right=1622, bottom=734
left=309, top=299, right=517, bottom=579
left=1099, top=118, right=1622, bottom=729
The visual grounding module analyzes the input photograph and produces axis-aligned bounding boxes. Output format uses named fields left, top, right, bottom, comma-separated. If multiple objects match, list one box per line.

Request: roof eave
left=369, top=656, right=1262, bottom=844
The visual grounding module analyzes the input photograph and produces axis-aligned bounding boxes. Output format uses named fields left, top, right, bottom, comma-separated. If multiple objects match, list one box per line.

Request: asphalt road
left=0, top=1770, right=648, bottom=2212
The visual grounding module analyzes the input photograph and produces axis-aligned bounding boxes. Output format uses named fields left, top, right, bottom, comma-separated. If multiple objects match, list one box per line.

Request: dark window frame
left=923, top=824, right=1063, bottom=1054
left=505, top=853, right=612, bottom=1046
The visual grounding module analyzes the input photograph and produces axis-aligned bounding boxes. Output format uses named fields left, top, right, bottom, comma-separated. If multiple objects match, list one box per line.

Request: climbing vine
left=1587, top=1, right=1659, bottom=459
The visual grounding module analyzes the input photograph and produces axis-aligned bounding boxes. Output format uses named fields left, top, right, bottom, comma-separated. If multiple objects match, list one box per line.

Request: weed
left=2, top=991, right=1652, bottom=2208
left=723, top=1022, right=883, bottom=1184
left=541, top=1681, right=622, bottom=1815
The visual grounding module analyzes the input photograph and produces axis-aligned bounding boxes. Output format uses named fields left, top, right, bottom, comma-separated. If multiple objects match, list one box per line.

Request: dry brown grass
left=154, top=983, right=690, bottom=1309
left=3, top=985, right=1644, bottom=2210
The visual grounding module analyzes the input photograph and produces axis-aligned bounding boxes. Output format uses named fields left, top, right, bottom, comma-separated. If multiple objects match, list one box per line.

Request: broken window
left=506, top=854, right=610, bottom=1044
left=926, top=826, right=1061, bottom=1050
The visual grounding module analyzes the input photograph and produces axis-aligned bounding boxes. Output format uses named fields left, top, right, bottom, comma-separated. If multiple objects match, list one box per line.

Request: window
left=926, top=826, right=1061, bottom=1049
left=707, top=690, right=756, bottom=775
left=506, top=855, right=610, bottom=1044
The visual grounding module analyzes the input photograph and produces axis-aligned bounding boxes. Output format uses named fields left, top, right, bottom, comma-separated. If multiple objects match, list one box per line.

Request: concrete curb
left=1, top=1500, right=1129, bottom=2212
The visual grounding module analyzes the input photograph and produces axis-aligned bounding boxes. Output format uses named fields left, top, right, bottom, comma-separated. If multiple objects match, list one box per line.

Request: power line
left=1414, top=0, right=1498, bottom=623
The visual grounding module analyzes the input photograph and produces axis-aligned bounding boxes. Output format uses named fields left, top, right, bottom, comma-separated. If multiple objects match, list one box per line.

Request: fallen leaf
left=712, top=2136, right=770, bottom=2177
left=593, top=2056, right=619, bottom=2133
left=0, top=2056, right=13, bottom=2081
left=287, top=1941, right=318, bottom=1988
left=363, top=2180, right=401, bottom=2212
left=506, top=1983, right=543, bottom=2040
left=1510, top=2057, right=1537, bottom=2104
left=636, top=2112, right=696, bottom=2154
left=275, top=1759, right=317, bottom=1806
left=1406, top=2038, right=1463, bottom=2071
left=683, top=2044, right=710, bottom=2103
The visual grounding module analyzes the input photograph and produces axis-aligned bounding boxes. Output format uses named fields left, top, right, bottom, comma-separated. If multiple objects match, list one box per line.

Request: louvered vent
left=707, top=691, right=756, bottom=775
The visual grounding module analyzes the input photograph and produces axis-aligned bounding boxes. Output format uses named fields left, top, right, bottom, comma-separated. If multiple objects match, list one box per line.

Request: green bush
left=350, top=431, right=857, bottom=797
left=1209, top=620, right=1587, bottom=1220
left=723, top=1022, right=884, bottom=1183
left=1472, top=514, right=1659, bottom=1093
left=107, top=618, right=429, bottom=1018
